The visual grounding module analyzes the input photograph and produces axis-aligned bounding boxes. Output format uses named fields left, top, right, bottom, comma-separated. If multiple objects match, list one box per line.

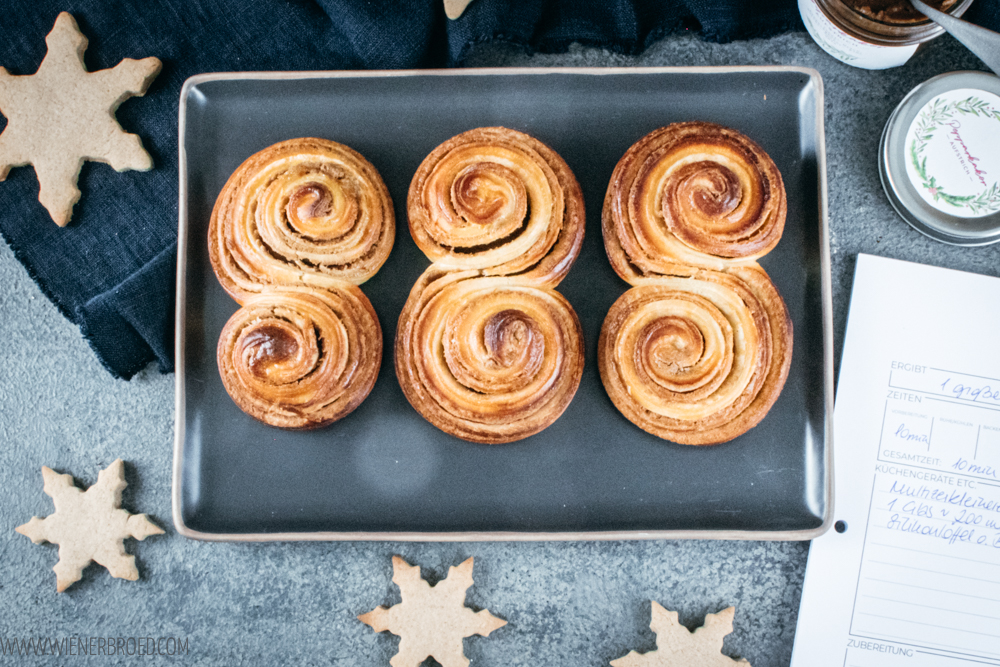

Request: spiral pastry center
left=441, top=290, right=553, bottom=396
left=606, top=123, right=786, bottom=276
left=285, top=181, right=357, bottom=241
left=409, top=129, right=584, bottom=283
left=643, top=149, right=765, bottom=255
left=452, top=163, right=527, bottom=233
left=617, top=289, right=738, bottom=410
left=218, top=289, right=380, bottom=429
left=640, top=317, right=703, bottom=376
left=423, top=145, right=548, bottom=255
left=668, top=162, right=742, bottom=221
left=240, top=322, right=305, bottom=380
left=484, top=309, right=542, bottom=370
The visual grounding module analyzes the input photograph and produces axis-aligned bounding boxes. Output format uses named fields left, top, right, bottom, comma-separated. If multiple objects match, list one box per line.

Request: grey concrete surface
left=0, top=28, right=994, bottom=667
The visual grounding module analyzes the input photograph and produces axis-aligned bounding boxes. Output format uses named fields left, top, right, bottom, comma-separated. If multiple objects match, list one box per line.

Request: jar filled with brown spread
left=844, top=0, right=958, bottom=23
left=799, top=0, right=974, bottom=69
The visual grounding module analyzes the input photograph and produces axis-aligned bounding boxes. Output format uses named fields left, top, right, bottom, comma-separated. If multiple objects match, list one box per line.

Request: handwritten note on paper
left=791, top=255, right=1000, bottom=667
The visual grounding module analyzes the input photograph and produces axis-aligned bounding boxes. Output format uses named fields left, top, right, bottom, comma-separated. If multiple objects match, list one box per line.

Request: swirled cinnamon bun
left=599, top=267, right=791, bottom=445
left=396, top=269, right=584, bottom=444
left=603, top=121, right=786, bottom=281
left=209, top=138, right=393, bottom=429
left=600, top=123, right=792, bottom=445
left=407, top=126, right=584, bottom=288
left=398, top=127, right=586, bottom=443
left=217, top=286, right=381, bottom=429
left=209, top=137, right=394, bottom=301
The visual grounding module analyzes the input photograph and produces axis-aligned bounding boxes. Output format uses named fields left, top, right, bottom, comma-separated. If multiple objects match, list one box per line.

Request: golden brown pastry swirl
left=603, top=121, right=786, bottom=281
left=216, top=286, right=381, bottom=429
left=600, top=123, right=792, bottom=445
left=407, top=126, right=584, bottom=287
left=209, top=138, right=393, bottom=429
left=397, top=127, right=585, bottom=444
left=209, top=137, right=394, bottom=299
left=396, top=269, right=584, bottom=444
left=599, top=266, right=791, bottom=445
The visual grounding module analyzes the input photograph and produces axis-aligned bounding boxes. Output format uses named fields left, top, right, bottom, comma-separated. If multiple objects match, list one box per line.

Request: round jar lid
left=880, top=71, right=1000, bottom=245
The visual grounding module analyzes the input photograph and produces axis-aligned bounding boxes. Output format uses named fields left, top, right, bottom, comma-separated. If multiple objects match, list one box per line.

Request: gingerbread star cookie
left=444, top=0, right=475, bottom=19
left=359, top=556, right=507, bottom=667
left=0, top=12, right=161, bottom=226
left=16, top=459, right=164, bottom=592
left=611, top=603, right=751, bottom=667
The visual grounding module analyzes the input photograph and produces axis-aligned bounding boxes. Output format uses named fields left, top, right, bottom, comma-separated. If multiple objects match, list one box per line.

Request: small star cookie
left=611, top=603, right=751, bottom=667
left=16, top=459, right=164, bottom=592
left=359, top=556, right=507, bottom=667
left=0, top=12, right=161, bottom=226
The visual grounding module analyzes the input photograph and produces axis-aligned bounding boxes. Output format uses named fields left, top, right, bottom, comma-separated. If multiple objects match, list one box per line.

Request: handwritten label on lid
left=905, top=88, right=1000, bottom=218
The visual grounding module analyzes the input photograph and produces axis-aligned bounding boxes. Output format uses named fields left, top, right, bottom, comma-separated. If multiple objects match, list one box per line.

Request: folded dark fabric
left=0, top=0, right=997, bottom=379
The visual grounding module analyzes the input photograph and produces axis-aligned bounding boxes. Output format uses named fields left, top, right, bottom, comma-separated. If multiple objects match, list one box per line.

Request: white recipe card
left=791, top=253, right=1000, bottom=667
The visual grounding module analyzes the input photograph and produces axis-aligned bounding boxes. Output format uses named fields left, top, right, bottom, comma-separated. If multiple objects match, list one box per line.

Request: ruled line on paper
left=929, top=368, right=1000, bottom=384
left=853, top=614, right=1000, bottom=642
left=867, top=541, right=1000, bottom=567
left=915, top=649, right=1000, bottom=666
left=926, top=396, right=1000, bottom=414
left=887, top=384, right=1000, bottom=407
left=870, top=454, right=1000, bottom=482
left=852, top=632, right=1000, bottom=665
left=865, top=578, right=1000, bottom=603
left=854, top=629, right=1000, bottom=659
left=861, top=594, right=1000, bottom=621
left=864, top=560, right=1000, bottom=584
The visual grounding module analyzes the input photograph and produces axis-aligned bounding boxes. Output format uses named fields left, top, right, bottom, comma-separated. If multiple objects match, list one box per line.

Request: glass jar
left=799, top=0, right=974, bottom=69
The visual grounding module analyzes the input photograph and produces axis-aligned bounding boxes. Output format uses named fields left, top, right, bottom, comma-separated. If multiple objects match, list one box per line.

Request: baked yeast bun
left=603, top=121, right=786, bottom=281
left=209, top=137, right=394, bottom=299
left=216, top=286, right=381, bottom=429
left=599, top=266, right=791, bottom=445
left=600, top=122, right=792, bottom=445
left=397, top=127, right=585, bottom=444
left=210, top=138, right=393, bottom=429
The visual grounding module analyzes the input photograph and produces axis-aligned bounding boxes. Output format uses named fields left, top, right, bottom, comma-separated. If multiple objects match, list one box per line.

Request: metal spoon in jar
left=910, top=0, right=1000, bottom=76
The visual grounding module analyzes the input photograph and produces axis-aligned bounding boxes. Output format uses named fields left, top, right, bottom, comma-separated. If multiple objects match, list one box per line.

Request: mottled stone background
left=0, top=29, right=993, bottom=667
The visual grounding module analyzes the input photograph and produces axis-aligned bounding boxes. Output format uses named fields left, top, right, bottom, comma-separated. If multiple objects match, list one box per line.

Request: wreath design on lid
left=909, top=95, right=1000, bottom=216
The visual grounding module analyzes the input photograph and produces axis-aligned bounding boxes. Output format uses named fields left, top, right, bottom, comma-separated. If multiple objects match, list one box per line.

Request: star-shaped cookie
left=16, top=459, right=164, bottom=592
left=359, top=556, right=507, bottom=667
left=611, top=603, right=751, bottom=667
left=0, top=12, right=161, bottom=226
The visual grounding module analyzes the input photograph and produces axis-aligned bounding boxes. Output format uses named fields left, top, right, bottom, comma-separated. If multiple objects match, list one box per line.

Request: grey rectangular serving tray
left=173, top=67, right=834, bottom=541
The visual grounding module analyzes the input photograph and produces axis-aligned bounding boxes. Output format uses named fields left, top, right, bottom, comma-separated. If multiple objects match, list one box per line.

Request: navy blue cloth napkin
left=0, top=0, right=997, bottom=379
